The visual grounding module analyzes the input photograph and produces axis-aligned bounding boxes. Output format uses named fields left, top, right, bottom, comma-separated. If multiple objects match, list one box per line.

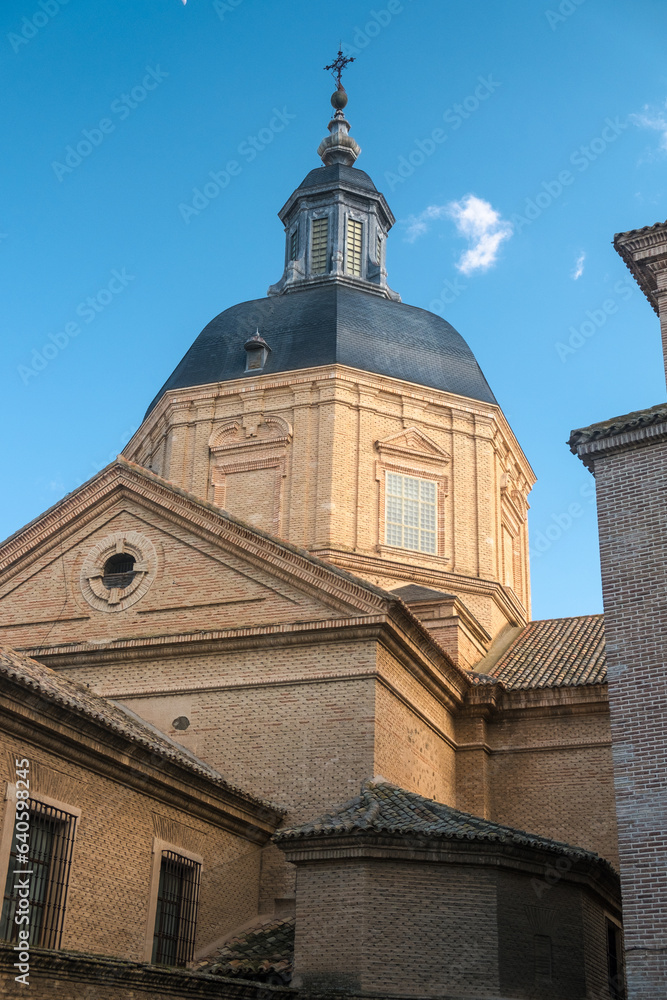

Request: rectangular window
left=311, top=218, right=329, bottom=274
left=534, top=934, right=552, bottom=981
left=289, top=227, right=299, bottom=261
left=346, top=219, right=363, bottom=276
left=376, top=232, right=383, bottom=265
left=385, top=472, right=436, bottom=554
left=0, top=800, right=76, bottom=949
left=152, top=850, right=201, bottom=967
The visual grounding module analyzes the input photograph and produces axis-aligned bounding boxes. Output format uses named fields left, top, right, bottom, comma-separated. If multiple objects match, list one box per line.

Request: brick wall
left=123, top=365, right=533, bottom=636
left=287, top=842, right=619, bottom=999
left=0, top=730, right=262, bottom=962
left=588, top=437, right=667, bottom=996
left=485, top=707, right=619, bottom=865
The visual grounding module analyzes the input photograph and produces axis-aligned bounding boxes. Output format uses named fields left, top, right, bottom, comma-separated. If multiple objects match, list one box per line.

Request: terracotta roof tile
left=195, top=917, right=294, bottom=985
left=275, top=778, right=612, bottom=868
left=488, top=615, right=606, bottom=689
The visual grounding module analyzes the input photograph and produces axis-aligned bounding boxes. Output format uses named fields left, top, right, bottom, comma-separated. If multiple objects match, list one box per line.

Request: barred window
left=376, top=232, right=383, bottom=265
left=0, top=800, right=76, bottom=949
left=346, top=219, right=363, bottom=276
left=152, top=851, right=201, bottom=967
left=289, top=227, right=299, bottom=261
left=102, top=553, right=136, bottom=590
left=385, top=472, right=436, bottom=554
left=311, top=218, right=329, bottom=274
left=534, top=934, right=552, bottom=981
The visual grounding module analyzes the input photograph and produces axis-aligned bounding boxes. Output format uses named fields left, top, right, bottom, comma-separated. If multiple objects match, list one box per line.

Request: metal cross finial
left=324, top=48, right=355, bottom=89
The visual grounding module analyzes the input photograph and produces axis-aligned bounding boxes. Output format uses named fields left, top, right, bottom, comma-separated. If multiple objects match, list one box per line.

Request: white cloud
left=572, top=251, right=586, bottom=280
left=447, top=195, right=513, bottom=275
left=404, top=195, right=512, bottom=275
left=631, top=102, right=667, bottom=153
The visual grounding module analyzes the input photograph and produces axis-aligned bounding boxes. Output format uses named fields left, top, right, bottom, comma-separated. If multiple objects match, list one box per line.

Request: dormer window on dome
left=346, top=219, right=362, bottom=276
left=244, top=331, right=271, bottom=372
left=311, top=217, right=329, bottom=274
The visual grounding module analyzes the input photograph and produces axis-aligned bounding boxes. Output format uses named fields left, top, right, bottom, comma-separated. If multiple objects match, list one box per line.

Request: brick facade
left=123, top=366, right=534, bottom=635
left=572, top=426, right=667, bottom=997
left=568, top=219, right=667, bottom=999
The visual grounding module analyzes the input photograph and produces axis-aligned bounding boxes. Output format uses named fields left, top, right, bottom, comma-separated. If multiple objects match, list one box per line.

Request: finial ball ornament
left=331, top=86, right=348, bottom=110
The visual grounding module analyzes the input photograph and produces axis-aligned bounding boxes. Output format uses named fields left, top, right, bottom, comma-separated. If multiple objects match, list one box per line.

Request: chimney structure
left=569, top=220, right=667, bottom=1000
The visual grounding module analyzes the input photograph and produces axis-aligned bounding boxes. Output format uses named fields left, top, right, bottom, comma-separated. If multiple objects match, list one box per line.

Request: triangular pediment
left=375, top=427, right=450, bottom=461
left=0, top=458, right=390, bottom=653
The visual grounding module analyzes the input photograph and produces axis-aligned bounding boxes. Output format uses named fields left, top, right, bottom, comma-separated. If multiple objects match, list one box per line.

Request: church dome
left=146, top=93, right=497, bottom=416
left=146, top=284, right=496, bottom=415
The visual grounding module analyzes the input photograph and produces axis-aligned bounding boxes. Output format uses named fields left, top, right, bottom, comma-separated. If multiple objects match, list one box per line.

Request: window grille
left=385, top=472, right=436, bottom=554
left=376, top=233, right=383, bottom=265
left=311, top=218, right=329, bottom=274
left=152, top=851, right=201, bottom=967
left=289, top=227, right=299, bottom=261
left=102, top=553, right=136, bottom=590
left=0, top=800, right=76, bottom=949
left=346, top=219, right=363, bottom=276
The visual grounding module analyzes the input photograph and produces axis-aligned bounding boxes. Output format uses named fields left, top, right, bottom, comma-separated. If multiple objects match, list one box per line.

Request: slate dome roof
left=146, top=284, right=497, bottom=415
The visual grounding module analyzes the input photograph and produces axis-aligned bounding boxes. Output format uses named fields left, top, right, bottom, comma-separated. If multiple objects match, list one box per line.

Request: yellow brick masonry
left=124, top=365, right=535, bottom=636
left=0, top=455, right=618, bottom=916
left=0, top=687, right=273, bottom=963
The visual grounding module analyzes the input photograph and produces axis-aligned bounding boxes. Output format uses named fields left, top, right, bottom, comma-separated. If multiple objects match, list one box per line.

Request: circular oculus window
left=80, top=531, right=157, bottom=612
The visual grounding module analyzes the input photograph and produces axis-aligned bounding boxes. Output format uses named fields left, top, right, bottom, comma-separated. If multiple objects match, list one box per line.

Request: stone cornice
left=318, top=549, right=529, bottom=627
left=570, top=407, right=667, bottom=470
left=613, top=220, right=667, bottom=315
left=276, top=833, right=620, bottom=910
left=464, top=681, right=609, bottom=719
left=24, top=611, right=470, bottom=715
left=125, top=365, right=536, bottom=487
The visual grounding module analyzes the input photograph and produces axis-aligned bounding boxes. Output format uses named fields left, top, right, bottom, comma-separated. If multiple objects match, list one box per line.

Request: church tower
left=124, top=83, right=534, bottom=659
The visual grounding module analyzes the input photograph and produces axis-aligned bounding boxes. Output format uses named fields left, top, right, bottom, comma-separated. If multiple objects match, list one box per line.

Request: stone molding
left=79, top=530, right=157, bottom=613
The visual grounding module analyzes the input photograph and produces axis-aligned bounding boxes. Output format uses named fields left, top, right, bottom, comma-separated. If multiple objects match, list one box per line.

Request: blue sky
left=2, top=0, right=666, bottom=620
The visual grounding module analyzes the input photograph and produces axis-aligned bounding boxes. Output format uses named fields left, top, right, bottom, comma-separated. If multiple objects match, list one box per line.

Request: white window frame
left=384, top=471, right=438, bottom=555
